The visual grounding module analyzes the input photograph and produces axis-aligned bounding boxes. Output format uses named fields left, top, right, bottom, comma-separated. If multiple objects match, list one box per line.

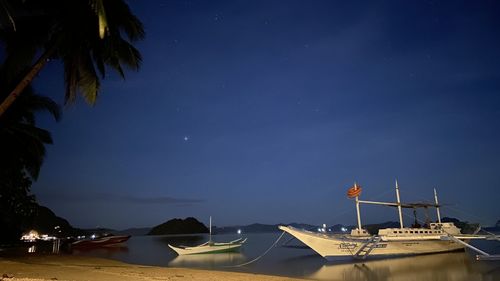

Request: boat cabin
left=351, top=228, right=370, bottom=237
left=378, top=223, right=461, bottom=238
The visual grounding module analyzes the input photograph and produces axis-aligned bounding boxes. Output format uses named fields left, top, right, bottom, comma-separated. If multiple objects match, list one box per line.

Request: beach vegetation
left=0, top=0, right=145, bottom=116
left=0, top=70, right=60, bottom=243
left=0, top=0, right=144, bottom=243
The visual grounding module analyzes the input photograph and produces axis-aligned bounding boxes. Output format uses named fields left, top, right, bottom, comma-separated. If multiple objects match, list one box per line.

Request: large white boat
left=280, top=182, right=498, bottom=261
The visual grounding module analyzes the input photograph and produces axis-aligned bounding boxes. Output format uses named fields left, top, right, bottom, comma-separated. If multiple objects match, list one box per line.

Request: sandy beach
left=0, top=255, right=306, bottom=281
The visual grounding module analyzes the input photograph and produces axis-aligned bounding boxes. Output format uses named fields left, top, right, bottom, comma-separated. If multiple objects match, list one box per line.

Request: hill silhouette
left=30, top=205, right=86, bottom=237
left=148, top=217, right=208, bottom=235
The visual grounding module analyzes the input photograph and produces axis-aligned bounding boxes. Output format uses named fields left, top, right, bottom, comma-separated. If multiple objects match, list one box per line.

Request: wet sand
left=0, top=255, right=306, bottom=281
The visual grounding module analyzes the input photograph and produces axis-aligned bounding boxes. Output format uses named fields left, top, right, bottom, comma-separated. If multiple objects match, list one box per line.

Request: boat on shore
left=168, top=217, right=247, bottom=255
left=71, top=234, right=130, bottom=250
left=280, top=181, right=499, bottom=261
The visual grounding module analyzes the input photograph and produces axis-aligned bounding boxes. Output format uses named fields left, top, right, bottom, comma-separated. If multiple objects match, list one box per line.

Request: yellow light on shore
left=20, top=230, right=40, bottom=242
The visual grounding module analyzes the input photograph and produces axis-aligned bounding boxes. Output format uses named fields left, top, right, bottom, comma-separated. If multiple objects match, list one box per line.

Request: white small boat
left=168, top=217, right=247, bottom=255
left=168, top=237, right=247, bottom=255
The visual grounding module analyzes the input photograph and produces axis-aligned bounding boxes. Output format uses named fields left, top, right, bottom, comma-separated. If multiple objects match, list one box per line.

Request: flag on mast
left=347, top=183, right=362, bottom=198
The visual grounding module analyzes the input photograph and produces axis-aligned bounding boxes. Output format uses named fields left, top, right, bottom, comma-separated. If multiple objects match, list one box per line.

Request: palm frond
left=92, top=48, right=106, bottom=78
left=4, top=123, right=53, bottom=179
left=78, top=52, right=100, bottom=105
left=89, top=0, right=108, bottom=39
left=1, top=0, right=145, bottom=110
left=22, top=94, right=62, bottom=122
left=115, top=37, right=142, bottom=70
left=63, top=54, right=81, bottom=104
left=0, top=0, right=16, bottom=31
left=104, top=0, right=144, bottom=41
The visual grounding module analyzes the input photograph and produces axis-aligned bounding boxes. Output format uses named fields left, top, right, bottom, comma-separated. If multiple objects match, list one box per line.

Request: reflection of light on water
left=307, top=252, right=492, bottom=281
left=66, top=233, right=500, bottom=280
left=169, top=253, right=246, bottom=268
left=28, top=245, right=36, bottom=253
left=72, top=246, right=129, bottom=255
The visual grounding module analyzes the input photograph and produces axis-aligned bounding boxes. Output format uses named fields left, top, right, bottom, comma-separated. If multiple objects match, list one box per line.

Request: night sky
left=32, top=0, right=500, bottom=230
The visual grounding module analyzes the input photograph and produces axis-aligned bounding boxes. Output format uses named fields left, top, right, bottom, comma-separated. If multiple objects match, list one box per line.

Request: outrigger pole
left=395, top=180, right=404, bottom=229
left=355, top=181, right=406, bottom=229
left=209, top=216, right=212, bottom=242
left=355, top=183, right=362, bottom=231
left=352, top=181, right=448, bottom=231
left=434, top=188, right=442, bottom=224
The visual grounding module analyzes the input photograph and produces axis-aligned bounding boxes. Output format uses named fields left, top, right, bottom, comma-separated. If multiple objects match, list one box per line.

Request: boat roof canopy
left=389, top=202, right=441, bottom=208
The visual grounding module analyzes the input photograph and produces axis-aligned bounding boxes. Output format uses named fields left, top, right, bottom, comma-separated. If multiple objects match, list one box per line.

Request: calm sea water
left=70, top=232, right=500, bottom=281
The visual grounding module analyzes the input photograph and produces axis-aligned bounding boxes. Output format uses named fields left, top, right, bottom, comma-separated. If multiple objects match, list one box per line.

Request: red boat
left=71, top=235, right=130, bottom=249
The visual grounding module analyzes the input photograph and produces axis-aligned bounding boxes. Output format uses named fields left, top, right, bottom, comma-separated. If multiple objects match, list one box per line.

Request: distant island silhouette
left=24, top=206, right=497, bottom=237
left=148, top=217, right=209, bottom=235
left=29, top=205, right=86, bottom=237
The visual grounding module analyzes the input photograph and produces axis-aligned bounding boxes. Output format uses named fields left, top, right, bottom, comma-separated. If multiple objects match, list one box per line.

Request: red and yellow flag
left=347, top=183, right=362, bottom=198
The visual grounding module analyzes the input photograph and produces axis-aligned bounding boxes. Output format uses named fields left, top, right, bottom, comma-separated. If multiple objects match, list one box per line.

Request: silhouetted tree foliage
left=0, top=167, right=37, bottom=242
left=0, top=69, right=60, bottom=243
left=0, top=0, right=144, bottom=116
left=0, top=0, right=144, bottom=242
left=31, top=205, right=84, bottom=238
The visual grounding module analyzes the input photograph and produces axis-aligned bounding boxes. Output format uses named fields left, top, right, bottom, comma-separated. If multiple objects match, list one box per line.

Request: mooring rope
left=442, top=205, right=491, bottom=226
left=223, top=231, right=286, bottom=267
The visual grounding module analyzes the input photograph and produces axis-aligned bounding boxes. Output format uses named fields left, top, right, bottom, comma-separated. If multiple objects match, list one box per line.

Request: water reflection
left=157, top=234, right=206, bottom=247
left=72, top=246, right=129, bottom=255
left=28, top=245, right=36, bottom=253
left=67, top=233, right=500, bottom=280
left=308, top=252, right=500, bottom=281
left=169, top=253, right=246, bottom=268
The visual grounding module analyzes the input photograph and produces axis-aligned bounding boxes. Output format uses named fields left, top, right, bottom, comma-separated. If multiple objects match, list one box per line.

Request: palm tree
left=0, top=70, right=61, bottom=180
left=0, top=0, right=144, bottom=116
left=0, top=69, right=61, bottom=242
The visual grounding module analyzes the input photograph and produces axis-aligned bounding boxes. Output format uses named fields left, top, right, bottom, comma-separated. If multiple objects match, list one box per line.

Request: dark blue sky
left=32, top=0, right=500, bottom=229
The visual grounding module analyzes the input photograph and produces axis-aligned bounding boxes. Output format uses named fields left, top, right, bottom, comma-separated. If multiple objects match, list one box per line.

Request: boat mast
left=355, top=183, right=362, bottom=230
left=395, top=180, right=404, bottom=229
left=434, top=188, right=442, bottom=224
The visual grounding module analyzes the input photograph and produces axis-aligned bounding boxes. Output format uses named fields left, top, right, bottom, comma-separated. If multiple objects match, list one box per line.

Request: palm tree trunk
left=0, top=48, right=54, bottom=118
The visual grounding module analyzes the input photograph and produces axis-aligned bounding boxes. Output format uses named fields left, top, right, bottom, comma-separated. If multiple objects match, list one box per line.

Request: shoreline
left=0, top=254, right=307, bottom=281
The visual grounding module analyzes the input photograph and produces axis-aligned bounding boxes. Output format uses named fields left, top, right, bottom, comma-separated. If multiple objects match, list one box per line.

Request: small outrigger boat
left=168, top=217, right=247, bottom=255
left=168, top=237, right=247, bottom=255
left=280, top=181, right=500, bottom=261
left=71, top=234, right=130, bottom=249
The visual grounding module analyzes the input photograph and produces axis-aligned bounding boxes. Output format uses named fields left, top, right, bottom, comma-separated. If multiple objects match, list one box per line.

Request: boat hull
left=279, top=226, right=464, bottom=261
left=71, top=235, right=131, bottom=249
left=168, top=243, right=243, bottom=255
